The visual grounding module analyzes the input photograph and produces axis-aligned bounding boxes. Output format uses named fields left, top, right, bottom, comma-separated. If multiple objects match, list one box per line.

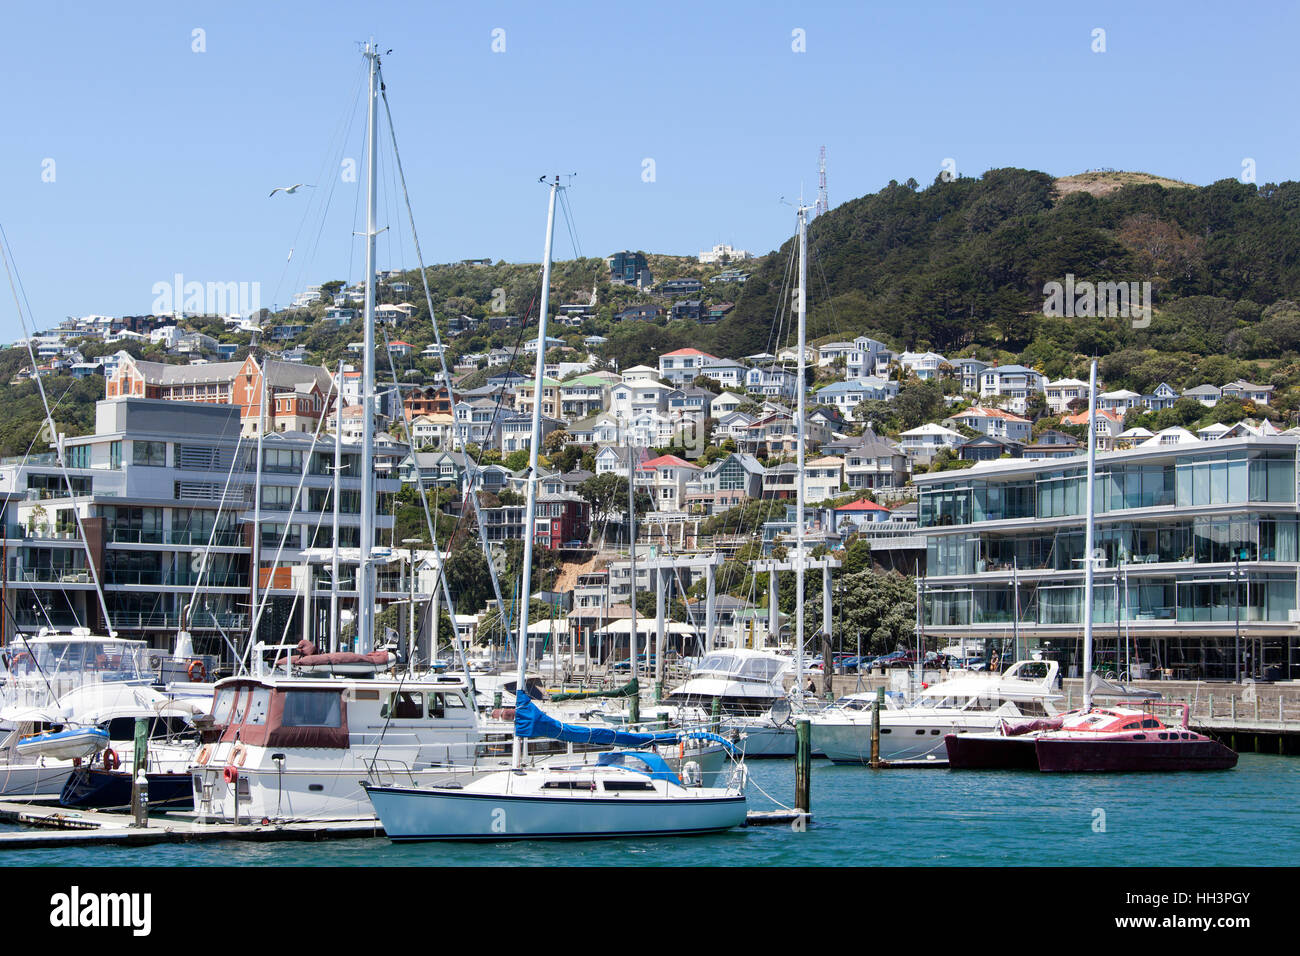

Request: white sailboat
left=363, top=172, right=748, bottom=841
left=722, top=203, right=821, bottom=758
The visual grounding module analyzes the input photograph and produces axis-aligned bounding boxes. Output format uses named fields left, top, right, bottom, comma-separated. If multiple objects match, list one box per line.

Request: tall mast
left=793, top=204, right=809, bottom=707
left=251, top=362, right=265, bottom=645
left=331, top=359, right=343, bottom=652
left=513, top=176, right=560, bottom=769
left=358, top=40, right=380, bottom=654
left=627, top=441, right=639, bottom=726
left=1083, top=359, right=1098, bottom=711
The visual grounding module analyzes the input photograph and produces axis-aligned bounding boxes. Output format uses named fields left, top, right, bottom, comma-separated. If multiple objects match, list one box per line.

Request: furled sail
left=546, top=679, right=639, bottom=702
left=513, top=690, right=678, bottom=747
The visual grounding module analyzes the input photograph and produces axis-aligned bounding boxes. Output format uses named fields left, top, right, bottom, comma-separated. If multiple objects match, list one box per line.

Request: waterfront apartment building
left=0, top=397, right=404, bottom=660
left=914, top=436, right=1300, bottom=681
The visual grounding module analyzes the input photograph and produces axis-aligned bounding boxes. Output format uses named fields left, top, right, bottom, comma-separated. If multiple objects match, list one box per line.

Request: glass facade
left=919, top=446, right=1296, bottom=529
left=917, top=441, right=1300, bottom=679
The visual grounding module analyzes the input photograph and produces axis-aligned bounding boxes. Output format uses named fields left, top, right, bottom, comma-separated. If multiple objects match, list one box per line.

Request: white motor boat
left=810, top=660, right=1064, bottom=765
left=666, top=648, right=794, bottom=718
left=189, top=672, right=485, bottom=822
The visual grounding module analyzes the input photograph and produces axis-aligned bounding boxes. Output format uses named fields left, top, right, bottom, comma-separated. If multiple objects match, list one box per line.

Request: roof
left=953, top=406, right=1030, bottom=423
left=836, top=498, right=889, bottom=512
left=1061, top=409, right=1124, bottom=425
left=660, top=348, right=718, bottom=359
left=637, top=454, right=701, bottom=470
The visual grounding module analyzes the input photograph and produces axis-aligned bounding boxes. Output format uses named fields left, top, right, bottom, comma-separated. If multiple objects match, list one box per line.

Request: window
left=382, top=692, right=424, bottom=719
left=132, top=441, right=166, bottom=467
left=109, top=441, right=122, bottom=469
left=282, top=690, right=343, bottom=727
left=246, top=687, right=271, bottom=726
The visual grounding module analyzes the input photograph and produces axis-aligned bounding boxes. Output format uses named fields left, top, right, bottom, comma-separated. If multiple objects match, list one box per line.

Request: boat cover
left=547, top=679, right=638, bottom=702
left=514, top=690, right=679, bottom=748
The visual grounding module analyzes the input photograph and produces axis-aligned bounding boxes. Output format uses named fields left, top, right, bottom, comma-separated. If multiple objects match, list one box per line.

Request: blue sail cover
left=514, top=690, right=680, bottom=748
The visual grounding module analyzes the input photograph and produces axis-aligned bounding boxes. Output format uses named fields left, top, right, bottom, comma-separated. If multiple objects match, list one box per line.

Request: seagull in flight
left=269, top=183, right=314, bottom=197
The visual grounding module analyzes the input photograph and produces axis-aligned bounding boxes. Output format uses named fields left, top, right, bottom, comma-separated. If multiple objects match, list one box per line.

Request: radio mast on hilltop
left=815, top=146, right=828, bottom=218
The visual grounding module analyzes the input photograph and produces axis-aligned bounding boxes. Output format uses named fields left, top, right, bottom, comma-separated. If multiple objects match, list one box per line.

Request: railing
left=166, top=530, right=244, bottom=546
left=111, top=528, right=165, bottom=544
left=12, top=567, right=92, bottom=583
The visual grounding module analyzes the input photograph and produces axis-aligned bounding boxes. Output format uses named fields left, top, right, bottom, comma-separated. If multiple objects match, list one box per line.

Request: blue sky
left=3, top=0, right=1297, bottom=337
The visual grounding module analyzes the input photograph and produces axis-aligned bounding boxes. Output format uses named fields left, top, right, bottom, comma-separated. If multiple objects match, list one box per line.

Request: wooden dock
left=0, top=800, right=384, bottom=850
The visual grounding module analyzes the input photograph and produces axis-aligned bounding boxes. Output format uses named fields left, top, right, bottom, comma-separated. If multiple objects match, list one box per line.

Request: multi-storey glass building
left=915, top=436, right=1300, bottom=681
left=0, top=397, right=404, bottom=660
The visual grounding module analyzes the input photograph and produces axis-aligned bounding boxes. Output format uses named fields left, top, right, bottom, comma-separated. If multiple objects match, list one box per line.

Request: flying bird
left=269, top=184, right=314, bottom=197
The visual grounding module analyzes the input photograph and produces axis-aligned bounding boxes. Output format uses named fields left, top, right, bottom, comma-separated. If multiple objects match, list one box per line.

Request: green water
left=3, top=754, right=1294, bottom=866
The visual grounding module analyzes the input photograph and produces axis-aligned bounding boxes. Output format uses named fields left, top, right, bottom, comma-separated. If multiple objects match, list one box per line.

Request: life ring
left=196, top=745, right=211, bottom=766
left=187, top=660, right=206, bottom=682
left=223, top=764, right=238, bottom=785
left=103, top=748, right=120, bottom=771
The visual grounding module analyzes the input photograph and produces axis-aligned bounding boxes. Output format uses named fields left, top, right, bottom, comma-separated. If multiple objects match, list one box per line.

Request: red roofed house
left=834, top=496, right=893, bottom=533
left=1061, top=408, right=1125, bottom=450
left=636, top=453, right=702, bottom=511
left=387, top=340, right=413, bottom=357
left=658, top=348, right=720, bottom=386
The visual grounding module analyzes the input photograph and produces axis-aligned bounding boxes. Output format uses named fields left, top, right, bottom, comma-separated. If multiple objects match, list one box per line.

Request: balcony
left=13, top=567, right=93, bottom=583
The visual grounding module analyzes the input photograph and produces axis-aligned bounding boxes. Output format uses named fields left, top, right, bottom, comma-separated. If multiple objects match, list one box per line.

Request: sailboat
left=944, top=361, right=1237, bottom=772
left=362, top=174, right=748, bottom=841
left=720, top=203, right=818, bottom=758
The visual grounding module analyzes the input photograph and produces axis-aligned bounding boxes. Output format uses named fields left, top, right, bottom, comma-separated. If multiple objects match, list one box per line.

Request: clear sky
left=3, top=0, right=1297, bottom=337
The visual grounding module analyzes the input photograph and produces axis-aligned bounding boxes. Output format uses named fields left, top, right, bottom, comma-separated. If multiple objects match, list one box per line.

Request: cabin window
left=429, top=693, right=467, bottom=717
left=212, top=688, right=238, bottom=725
left=542, top=780, right=594, bottom=790
left=382, top=692, right=423, bottom=720
left=603, top=780, right=656, bottom=792
left=282, top=690, right=343, bottom=728
left=230, top=688, right=251, bottom=726
left=246, top=687, right=271, bottom=726
left=1141, top=719, right=1160, bottom=729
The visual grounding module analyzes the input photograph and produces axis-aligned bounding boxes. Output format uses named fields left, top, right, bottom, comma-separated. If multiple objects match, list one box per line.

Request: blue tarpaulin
left=514, top=690, right=680, bottom=748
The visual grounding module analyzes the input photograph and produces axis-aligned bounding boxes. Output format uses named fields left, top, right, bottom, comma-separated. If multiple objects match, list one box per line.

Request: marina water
left=2, top=754, right=1294, bottom=866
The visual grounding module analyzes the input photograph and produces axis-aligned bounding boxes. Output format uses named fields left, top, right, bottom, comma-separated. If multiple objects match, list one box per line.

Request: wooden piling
left=794, top=719, right=811, bottom=813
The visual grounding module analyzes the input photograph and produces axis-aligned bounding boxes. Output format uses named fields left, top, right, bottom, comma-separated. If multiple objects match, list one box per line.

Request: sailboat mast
left=793, top=205, right=808, bottom=706
left=513, top=176, right=560, bottom=769
left=1083, top=359, right=1098, bottom=711
left=331, top=360, right=343, bottom=653
left=358, top=40, right=380, bottom=654
left=251, top=363, right=265, bottom=658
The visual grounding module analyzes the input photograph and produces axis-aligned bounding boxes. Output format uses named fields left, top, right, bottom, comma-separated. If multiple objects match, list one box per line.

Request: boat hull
left=60, top=767, right=195, bottom=810
left=943, top=733, right=1040, bottom=770
left=1034, top=736, right=1239, bottom=772
left=813, top=716, right=992, bottom=765
left=364, top=782, right=748, bottom=841
left=0, top=762, right=74, bottom=797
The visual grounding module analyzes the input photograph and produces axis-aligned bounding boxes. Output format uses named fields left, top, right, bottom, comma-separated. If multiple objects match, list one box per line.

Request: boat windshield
left=693, top=654, right=787, bottom=683
left=24, top=639, right=148, bottom=680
